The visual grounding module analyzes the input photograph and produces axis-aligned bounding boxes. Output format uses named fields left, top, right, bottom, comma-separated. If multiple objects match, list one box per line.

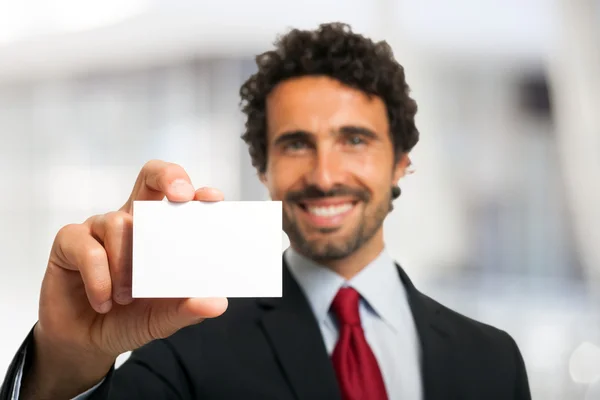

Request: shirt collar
left=285, top=246, right=408, bottom=333
left=285, top=248, right=344, bottom=325
left=347, top=249, right=408, bottom=334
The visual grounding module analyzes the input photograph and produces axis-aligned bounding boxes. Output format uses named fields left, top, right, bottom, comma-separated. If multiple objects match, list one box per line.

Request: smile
left=296, top=200, right=359, bottom=228
left=306, top=203, right=353, bottom=217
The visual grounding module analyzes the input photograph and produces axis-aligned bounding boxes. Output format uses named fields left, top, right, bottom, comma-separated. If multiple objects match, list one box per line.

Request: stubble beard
left=283, top=199, right=390, bottom=263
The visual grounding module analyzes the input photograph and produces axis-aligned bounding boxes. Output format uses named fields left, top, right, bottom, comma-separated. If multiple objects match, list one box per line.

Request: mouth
left=295, top=199, right=360, bottom=229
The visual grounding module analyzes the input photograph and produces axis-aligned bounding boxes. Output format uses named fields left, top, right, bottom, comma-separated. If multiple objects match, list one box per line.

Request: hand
left=26, top=160, right=228, bottom=397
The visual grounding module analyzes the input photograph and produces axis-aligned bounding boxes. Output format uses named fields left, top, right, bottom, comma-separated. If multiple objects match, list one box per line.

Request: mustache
left=285, top=185, right=370, bottom=203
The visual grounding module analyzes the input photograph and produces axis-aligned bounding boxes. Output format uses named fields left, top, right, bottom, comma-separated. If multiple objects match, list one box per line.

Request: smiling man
left=263, top=76, right=408, bottom=275
left=1, top=23, right=531, bottom=400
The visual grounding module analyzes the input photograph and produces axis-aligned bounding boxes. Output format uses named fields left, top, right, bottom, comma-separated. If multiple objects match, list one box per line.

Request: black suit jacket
left=2, top=260, right=531, bottom=400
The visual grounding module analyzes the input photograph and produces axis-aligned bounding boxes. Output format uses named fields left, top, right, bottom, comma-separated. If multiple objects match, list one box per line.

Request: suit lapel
left=256, top=256, right=456, bottom=400
left=257, top=260, right=341, bottom=400
left=396, top=264, right=457, bottom=400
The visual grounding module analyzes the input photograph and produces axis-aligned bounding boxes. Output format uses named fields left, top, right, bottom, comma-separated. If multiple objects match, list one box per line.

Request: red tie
left=331, top=287, right=388, bottom=400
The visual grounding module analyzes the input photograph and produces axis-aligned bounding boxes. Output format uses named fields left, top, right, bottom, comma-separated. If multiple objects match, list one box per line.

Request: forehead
left=265, top=76, right=389, bottom=137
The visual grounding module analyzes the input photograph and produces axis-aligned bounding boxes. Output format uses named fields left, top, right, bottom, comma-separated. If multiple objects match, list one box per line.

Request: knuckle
left=104, top=211, right=128, bottom=233
left=143, top=159, right=162, bottom=171
left=149, top=313, right=173, bottom=340
left=85, top=247, right=107, bottom=267
left=162, top=163, right=186, bottom=182
left=56, top=223, right=81, bottom=241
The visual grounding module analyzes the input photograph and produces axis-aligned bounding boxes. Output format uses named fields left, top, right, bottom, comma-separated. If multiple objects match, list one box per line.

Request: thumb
left=148, top=297, right=228, bottom=340
left=178, top=297, right=229, bottom=321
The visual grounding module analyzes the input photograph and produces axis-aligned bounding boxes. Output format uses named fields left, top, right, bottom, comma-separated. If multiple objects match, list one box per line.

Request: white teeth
left=306, top=203, right=353, bottom=217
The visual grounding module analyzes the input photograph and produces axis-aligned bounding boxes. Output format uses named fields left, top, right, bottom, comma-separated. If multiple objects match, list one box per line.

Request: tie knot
left=331, top=287, right=361, bottom=326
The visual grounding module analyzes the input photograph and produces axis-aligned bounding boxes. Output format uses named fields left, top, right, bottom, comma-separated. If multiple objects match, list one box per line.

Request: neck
left=294, top=229, right=385, bottom=280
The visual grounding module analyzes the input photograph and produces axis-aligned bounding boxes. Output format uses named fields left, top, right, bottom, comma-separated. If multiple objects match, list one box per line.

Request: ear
left=259, top=172, right=267, bottom=186
left=392, top=153, right=412, bottom=185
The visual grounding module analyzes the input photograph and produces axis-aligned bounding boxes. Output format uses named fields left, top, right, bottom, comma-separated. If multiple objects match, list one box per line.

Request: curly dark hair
left=240, top=22, right=419, bottom=174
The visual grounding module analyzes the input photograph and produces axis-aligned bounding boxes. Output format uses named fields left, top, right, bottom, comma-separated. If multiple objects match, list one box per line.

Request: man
left=1, top=22, right=531, bottom=400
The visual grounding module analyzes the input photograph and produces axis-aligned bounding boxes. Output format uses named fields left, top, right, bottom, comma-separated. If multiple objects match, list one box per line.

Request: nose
left=304, top=147, right=345, bottom=192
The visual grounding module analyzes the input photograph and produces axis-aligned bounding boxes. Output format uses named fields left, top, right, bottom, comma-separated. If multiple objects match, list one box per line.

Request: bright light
left=569, top=341, right=600, bottom=384
left=0, top=0, right=150, bottom=44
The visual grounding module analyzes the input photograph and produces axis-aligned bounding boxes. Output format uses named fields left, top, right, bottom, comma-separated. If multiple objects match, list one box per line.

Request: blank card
left=132, top=200, right=283, bottom=298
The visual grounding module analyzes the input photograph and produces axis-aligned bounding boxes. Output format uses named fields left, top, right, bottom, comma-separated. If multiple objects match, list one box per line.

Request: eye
left=346, top=135, right=366, bottom=146
left=284, top=140, right=309, bottom=152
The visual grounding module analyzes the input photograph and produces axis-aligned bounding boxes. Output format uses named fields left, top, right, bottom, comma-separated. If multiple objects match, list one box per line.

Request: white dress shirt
left=12, top=247, right=423, bottom=400
left=285, top=246, right=423, bottom=400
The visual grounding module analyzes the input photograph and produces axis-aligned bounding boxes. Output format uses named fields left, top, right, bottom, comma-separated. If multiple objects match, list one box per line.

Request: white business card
left=132, top=200, right=283, bottom=298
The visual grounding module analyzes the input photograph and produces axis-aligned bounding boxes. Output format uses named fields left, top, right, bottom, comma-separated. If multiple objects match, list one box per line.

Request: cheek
left=346, top=154, right=392, bottom=192
left=265, top=160, right=303, bottom=200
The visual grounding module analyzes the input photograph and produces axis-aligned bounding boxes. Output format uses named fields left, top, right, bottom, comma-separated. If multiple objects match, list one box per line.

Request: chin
left=300, top=246, right=354, bottom=263
left=293, top=233, right=361, bottom=262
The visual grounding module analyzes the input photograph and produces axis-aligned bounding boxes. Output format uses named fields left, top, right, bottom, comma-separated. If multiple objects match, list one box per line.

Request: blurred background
left=1, top=0, right=599, bottom=398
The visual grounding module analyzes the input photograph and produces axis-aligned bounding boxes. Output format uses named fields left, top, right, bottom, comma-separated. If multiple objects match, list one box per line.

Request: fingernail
left=170, top=179, right=195, bottom=198
left=115, top=289, right=132, bottom=305
left=98, top=300, right=112, bottom=314
left=196, top=187, right=223, bottom=198
left=206, top=297, right=229, bottom=314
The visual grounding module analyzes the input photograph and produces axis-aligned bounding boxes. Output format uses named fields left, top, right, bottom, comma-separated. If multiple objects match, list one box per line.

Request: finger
left=136, top=297, right=228, bottom=342
left=54, top=224, right=113, bottom=314
left=121, top=160, right=195, bottom=213
left=179, top=297, right=229, bottom=320
left=194, top=187, right=225, bottom=202
left=91, top=212, right=134, bottom=306
left=157, top=298, right=229, bottom=338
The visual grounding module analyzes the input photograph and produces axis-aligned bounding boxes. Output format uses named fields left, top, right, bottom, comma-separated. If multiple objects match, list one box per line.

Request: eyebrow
left=338, top=125, right=378, bottom=140
left=272, top=130, right=312, bottom=147
left=272, top=125, right=379, bottom=146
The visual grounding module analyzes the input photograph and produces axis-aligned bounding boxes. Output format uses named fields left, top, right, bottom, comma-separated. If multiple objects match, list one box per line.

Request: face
left=261, top=76, right=410, bottom=262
